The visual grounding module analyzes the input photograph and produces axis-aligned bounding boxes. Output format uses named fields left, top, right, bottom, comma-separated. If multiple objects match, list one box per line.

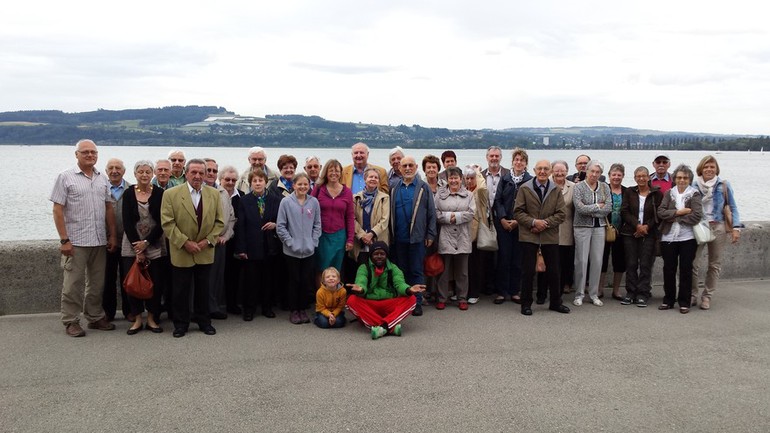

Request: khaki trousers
left=692, top=223, right=727, bottom=299
left=61, top=246, right=107, bottom=326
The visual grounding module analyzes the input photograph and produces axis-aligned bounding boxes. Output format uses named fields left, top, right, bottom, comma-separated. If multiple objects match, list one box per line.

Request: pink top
left=312, top=184, right=355, bottom=244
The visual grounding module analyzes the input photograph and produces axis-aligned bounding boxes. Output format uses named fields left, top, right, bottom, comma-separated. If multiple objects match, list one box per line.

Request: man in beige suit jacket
left=341, top=142, right=389, bottom=194
left=161, top=159, right=224, bottom=338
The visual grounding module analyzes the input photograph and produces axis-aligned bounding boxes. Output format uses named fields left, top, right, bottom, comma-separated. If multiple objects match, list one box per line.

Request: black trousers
left=242, top=256, right=278, bottom=314
left=623, top=235, right=656, bottom=301
left=661, top=239, right=697, bottom=307
left=521, top=242, right=561, bottom=309
left=172, top=264, right=212, bottom=330
left=122, top=256, right=168, bottom=319
left=102, top=249, right=128, bottom=320
left=285, top=255, right=313, bottom=311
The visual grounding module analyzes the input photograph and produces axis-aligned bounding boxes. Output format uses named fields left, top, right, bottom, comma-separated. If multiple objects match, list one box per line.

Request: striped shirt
left=49, top=165, right=114, bottom=247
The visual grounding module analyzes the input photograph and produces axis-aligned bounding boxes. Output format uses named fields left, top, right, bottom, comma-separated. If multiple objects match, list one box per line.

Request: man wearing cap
left=651, top=153, right=673, bottom=194
left=346, top=241, right=426, bottom=339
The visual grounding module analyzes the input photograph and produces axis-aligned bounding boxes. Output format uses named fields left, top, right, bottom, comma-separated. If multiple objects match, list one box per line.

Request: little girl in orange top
left=314, top=267, right=347, bottom=328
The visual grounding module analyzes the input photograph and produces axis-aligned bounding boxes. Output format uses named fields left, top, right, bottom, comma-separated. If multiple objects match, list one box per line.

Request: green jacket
left=354, top=259, right=411, bottom=300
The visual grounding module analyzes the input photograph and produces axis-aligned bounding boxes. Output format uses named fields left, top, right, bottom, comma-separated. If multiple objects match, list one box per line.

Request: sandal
left=679, top=307, right=690, bottom=314
left=493, top=296, right=505, bottom=304
left=511, top=295, right=521, bottom=305
left=658, top=303, right=673, bottom=310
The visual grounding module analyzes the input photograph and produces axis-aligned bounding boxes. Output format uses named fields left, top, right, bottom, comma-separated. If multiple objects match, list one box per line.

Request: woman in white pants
left=572, top=160, right=612, bottom=306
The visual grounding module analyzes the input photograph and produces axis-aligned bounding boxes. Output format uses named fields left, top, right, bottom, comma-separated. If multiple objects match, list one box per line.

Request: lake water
left=2, top=145, right=766, bottom=241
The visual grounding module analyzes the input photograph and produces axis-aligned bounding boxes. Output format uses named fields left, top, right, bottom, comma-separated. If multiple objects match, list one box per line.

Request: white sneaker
left=573, top=298, right=583, bottom=306
left=449, top=295, right=458, bottom=302
left=591, top=297, right=604, bottom=306
left=467, top=297, right=479, bottom=304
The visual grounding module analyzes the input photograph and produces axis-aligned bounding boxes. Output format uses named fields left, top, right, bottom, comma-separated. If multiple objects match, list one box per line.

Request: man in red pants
left=346, top=241, right=426, bottom=339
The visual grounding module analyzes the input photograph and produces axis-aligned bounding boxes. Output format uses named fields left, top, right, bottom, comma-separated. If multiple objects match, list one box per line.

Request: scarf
left=280, top=177, right=293, bottom=193
left=360, top=188, right=377, bottom=216
left=696, top=176, right=718, bottom=221
left=253, top=190, right=266, bottom=217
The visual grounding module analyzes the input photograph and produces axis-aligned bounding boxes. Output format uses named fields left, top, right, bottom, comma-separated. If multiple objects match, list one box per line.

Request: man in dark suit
left=161, top=159, right=225, bottom=338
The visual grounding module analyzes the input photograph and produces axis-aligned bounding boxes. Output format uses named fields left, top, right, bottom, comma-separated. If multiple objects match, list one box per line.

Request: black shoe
left=145, top=323, right=164, bottom=333
left=413, top=304, right=423, bottom=316
left=243, top=312, right=254, bottom=322
left=620, top=296, right=633, bottom=305
left=126, top=325, right=142, bottom=335
left=262, top=309, right=276, bottom=318
left=210, top=312, right=227, bottom=320
left=172, top=328, right=186, bottom=338
left=549, top=304, right=571, bottom=314
left=536, top=298, right=546, bottom=305
left=493, top=296, right=505, bottom=304
left=200, top=325, right=217, bottom=335
left=636, top=298, right=648, bottom=308
left=521, top=307, right=533, bottom=316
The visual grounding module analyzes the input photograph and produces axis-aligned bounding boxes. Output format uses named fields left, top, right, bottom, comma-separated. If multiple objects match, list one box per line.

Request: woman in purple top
left=311, top=159, right=355, bottom=284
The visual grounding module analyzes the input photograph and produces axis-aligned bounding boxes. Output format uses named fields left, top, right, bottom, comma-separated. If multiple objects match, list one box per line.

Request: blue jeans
left=314, top=312, right=347, bottom=328
left=392, top=241, right=426, bottom=304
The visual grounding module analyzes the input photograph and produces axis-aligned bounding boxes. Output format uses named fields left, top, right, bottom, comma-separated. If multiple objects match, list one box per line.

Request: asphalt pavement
left=1, top=279, right=769, bottom=433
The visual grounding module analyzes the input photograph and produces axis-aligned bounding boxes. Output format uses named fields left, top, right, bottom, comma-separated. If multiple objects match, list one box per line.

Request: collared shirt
left=651, top=172, right=673, bottom=194
left=151, top=177, right=172, bottom=190
left=387, top=168, right=402, bottom=190
left=169, top=172, right=186, bottom=187
left=535, top=179, right=549, bottom=201
left=485, top=169, right=502, bottom=207
left=395, top=181, right=416, bottom=242
left=109, top=179, right=127, bottom=201
left=351, top=166, right=368, bottom=195
left=49, top=165, right=114, bottom=247
left=188, top=182, right=202, bottom=209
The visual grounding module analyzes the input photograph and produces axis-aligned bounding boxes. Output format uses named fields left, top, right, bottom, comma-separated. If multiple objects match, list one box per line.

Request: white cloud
left=1, top=0, right=768, bottom=134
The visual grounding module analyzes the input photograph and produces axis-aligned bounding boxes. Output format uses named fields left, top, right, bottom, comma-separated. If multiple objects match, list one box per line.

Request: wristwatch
left=60, top=238, right=70, bottom=245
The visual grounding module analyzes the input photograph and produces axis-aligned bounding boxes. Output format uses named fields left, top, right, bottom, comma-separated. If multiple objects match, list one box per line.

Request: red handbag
left=123, top=258, right=154, bottom=300
left=423, top=253, right=444, bottom=277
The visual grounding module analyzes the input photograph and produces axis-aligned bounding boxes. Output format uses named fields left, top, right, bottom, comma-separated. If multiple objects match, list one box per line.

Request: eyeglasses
left=206, top=168, right=218, bottom=173
left=78, top=150, right=98, bottom=155
left=222, top=177, right=237, bottom=182
left=402, top=163, right=416, bottom=168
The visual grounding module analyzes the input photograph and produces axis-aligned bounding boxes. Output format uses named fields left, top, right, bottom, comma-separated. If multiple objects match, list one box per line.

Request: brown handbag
left=123, top=258, right=154, bottom=300
left=536, top=248, right=546, bottom=272
left=604, top=216, right=617, bottom=243
left=722, top=181, right=733, bottom=232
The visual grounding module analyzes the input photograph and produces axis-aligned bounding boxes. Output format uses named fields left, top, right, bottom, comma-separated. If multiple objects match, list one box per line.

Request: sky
left=2, top=0, right=769, bottom=135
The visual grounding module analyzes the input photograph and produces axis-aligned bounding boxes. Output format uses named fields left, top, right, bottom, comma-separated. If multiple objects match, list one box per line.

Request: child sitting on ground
left=314, top=267, right=347, bottom=328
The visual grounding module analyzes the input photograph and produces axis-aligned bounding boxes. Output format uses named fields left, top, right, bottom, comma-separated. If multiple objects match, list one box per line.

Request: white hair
left=248, top=146, right=265, bottom=156
left=389, top=146, right=404, bottom=158
left=167, top=149, right=185, bottom=159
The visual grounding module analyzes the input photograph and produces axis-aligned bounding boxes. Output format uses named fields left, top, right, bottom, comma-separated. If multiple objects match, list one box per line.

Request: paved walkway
left=2, top=280, right=769, bottom=433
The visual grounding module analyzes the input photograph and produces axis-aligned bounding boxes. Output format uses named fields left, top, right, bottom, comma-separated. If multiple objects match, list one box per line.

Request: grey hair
left=75, top=139, right=96, bottom=151
left=389, top=146, right=404, bottom=157
left=587, top=160, right=604, bottom=173
left=248, top=146, right=265, bottom=156
left=186, top=158, right=206, bottom=171
left=445, top=166, right=463, bottom=178
left=673, top=164, right=695, bottom=184
left=133, top=160, right=154, bottom=172
left=551, top=160, right=569, bottom=172
left=608, top=163, right=625, bottom=175
left=167, top=149, right=185, bottom=159
left=463, top=166, right=477, bottom=178
left=486, top=145, right=502, bottom=155
left=218, top=165, right=238, bottom=180
left=305, top=155, right=320, bottom=165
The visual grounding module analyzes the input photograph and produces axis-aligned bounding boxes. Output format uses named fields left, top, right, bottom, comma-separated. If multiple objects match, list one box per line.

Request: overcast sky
left=2, top=0, right=768, bottom=135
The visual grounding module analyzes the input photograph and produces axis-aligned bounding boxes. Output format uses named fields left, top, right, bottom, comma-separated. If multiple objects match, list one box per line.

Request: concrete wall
left=1, top=222, right=768, bottom=315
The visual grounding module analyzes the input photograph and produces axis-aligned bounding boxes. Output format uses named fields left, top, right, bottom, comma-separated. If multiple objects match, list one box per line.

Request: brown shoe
left=87, top=317, right=116, bottom=331
left=700, top=297, right=710, bottom=310
left=65, top=323, right=86, bottom=337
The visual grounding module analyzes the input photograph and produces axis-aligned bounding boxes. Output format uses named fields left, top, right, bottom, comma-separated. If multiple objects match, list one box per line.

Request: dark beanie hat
left=370, top=241, right=389, bottom=256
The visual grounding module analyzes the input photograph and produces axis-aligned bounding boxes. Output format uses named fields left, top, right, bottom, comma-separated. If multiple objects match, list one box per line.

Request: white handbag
left=477, top=216, right=498, bottom=251
left=693, top=220, right=715, bottom=245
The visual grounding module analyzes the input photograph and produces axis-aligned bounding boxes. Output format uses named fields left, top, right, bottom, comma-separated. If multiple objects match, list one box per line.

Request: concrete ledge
left=1, top=222, right=767, bottom=315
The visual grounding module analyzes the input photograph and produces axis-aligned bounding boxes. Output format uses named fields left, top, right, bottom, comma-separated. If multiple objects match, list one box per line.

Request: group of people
left=51, top=139, right=742, bottom=340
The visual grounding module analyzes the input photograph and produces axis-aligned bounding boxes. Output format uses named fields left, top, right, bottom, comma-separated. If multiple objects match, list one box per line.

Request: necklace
left=135, top=185, right=153, bottom=194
